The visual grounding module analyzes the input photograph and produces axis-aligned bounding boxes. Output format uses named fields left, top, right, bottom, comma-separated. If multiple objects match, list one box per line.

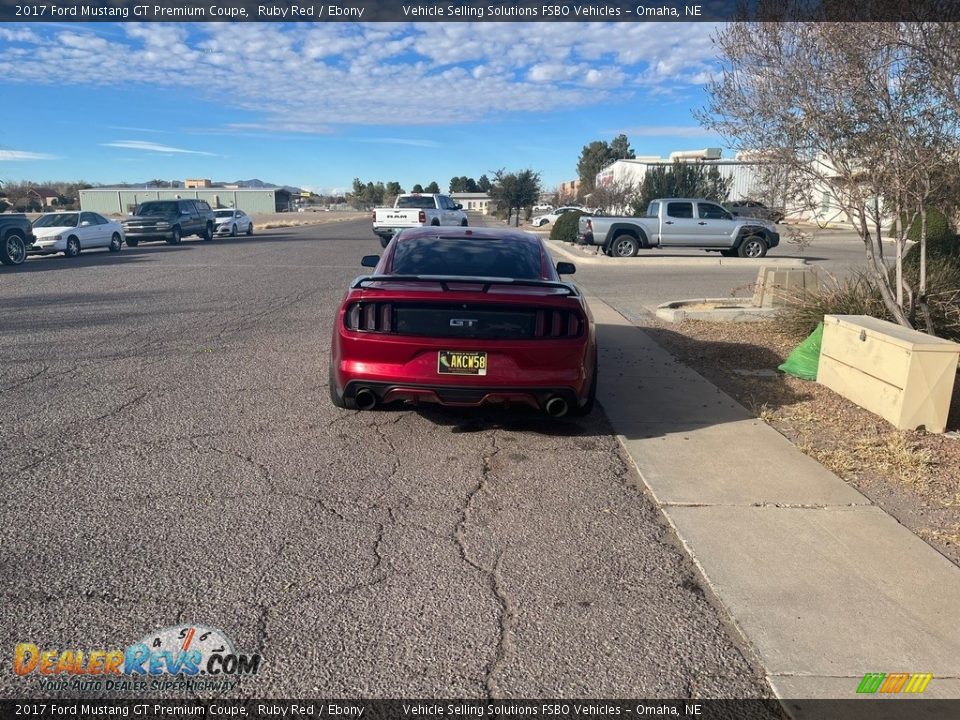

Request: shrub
left=550, top=210, right=587, bottom=243
left=779, top=258, right=960, bottom=343
left=888, top=207, right=953, bottom=242
left=902, top=232, right=960, bottom=272
left=779, top=271, right=888, bottom=340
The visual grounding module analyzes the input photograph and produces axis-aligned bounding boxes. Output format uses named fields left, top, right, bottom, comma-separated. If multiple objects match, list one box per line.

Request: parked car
left=329, top=226, right=596, bottom=417
left=372, top=193, right=468, bottom=248
left=29, top=211, right=124, bottom=258
left=122, top=199, right=215, bottom=246
left=531, top=206, right=585, bottom=227
left=532, top=203, right=555, bottom=213
left=578, top=198, right=780, bottom=258
left=726, top=199, right=786, bottom=224
left=0, top=214, right=35, bottom=266
left=213, top=209, right=254, bottom=237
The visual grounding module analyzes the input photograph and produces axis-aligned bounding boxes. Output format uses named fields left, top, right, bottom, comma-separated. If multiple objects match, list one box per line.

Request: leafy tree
left=576, top=135, right=636, bottom=197
left=635, top=162, right=733, bottom=213
left=385, top=181, right=403, bottom=197
left=476, top=175, right=492, bottom=193
left=411, top=184, right=424, bottom=193
left=490, top=168, right=542, bottom=227
left=425, top=181, right=440, bottom=194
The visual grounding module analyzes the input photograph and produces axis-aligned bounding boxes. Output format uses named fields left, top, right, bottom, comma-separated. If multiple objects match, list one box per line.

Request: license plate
left=438, top=351, right=487, bottom=376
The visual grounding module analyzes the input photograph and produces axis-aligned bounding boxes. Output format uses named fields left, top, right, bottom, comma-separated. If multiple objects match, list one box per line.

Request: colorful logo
left=13, top=625, right=261, bottom=693
left=856, top=672, right=932, bottom=694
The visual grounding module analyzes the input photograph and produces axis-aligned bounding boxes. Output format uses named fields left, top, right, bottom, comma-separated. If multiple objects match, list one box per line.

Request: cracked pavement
left=0, top=220, right=773, bottom=699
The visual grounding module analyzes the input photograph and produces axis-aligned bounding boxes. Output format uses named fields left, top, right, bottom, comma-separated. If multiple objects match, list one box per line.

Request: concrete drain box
left=818, top=314, right=960, bottom=433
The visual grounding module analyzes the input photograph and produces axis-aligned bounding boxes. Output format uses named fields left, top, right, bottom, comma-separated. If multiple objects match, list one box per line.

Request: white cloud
left=618, top=126, right=716, bottom=138
left=102, top=140, right=216, bottom=156
left=358, top=138, right=441, bottom=148
left=0, top=23, right=720, bottom=131
left=0, top=150, right=59, bottom=161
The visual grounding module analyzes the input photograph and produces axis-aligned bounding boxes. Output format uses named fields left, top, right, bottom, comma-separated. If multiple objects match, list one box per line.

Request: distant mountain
left=231, top=179, right=275, bottom=188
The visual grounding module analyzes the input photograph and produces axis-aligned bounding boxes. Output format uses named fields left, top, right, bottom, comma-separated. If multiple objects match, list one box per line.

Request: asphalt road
left=0, top=219, right=773, bottom=699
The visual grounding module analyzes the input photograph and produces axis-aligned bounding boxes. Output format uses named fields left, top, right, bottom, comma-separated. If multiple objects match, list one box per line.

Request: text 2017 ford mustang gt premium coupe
left=329, top=227, right=597, bottom=417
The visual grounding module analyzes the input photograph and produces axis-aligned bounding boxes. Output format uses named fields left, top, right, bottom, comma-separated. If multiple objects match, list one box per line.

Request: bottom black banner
left=1, top=699, right=958, bottom=720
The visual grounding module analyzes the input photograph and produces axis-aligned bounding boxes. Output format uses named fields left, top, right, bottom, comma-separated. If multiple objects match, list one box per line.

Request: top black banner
left=1, top=0, right=959, bottom=22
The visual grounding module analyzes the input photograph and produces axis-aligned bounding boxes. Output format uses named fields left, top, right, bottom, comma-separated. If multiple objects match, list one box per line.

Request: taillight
left=418, top=210, right=426, bottom=224
left=345, top=302, right=393, bottom=333
left=585, top=219, right=593, bottom=231
left=371, top=211, right=376, bottom=221
left=534, top=310, right=583, bottom=338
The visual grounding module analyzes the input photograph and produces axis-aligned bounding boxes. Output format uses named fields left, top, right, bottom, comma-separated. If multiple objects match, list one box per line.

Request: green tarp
left=778, top=322, right=824, bottom=381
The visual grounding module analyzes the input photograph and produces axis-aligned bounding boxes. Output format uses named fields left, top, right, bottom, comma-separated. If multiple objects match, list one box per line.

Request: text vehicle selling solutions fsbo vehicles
left=329, top=227, right=597, bottom=417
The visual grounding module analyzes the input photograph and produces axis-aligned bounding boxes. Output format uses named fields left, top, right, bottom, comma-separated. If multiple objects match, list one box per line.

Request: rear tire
left=108, top=233, right=122, bottom=252
left=246, top=223, right=254, bottom=236
left=328, top=363, right=353, bottom=409
left=460, top=219, right=468, bottom=227
left=720, top=248, right=737, bottom=257
left=0, top=232, right=27, bottom=266
left=431, top=219, right=440, bottom=226
left=570, top=359, right=597, bottom=417
left=126, top=238, right=139, bottom=247
left=610, top=234, right=639, bottom=258
left=738, top=235, right=768, bottom=258
left=202, top=223, right=213, bottom=241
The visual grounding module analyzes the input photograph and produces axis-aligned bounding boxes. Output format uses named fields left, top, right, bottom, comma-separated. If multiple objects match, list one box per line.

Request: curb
left=655, top=298, right=781, bottom=323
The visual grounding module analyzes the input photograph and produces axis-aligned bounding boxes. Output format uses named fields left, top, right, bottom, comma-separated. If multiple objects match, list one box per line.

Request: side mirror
left=361, top=255, right=380, bottom=268
left=556, top=261, right=576, bottom=276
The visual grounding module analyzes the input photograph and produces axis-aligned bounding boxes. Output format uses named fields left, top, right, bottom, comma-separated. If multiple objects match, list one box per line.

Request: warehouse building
left=80, top=187, right=293, bottom=216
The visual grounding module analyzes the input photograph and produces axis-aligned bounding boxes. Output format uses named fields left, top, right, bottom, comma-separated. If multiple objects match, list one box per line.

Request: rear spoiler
left=351, top=274, right=579, bottom=296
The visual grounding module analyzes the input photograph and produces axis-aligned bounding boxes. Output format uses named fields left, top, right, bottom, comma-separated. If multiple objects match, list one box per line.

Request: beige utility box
left=818, top=314, right=960, bottom=433
left=752, top=266, right=819, bottom=308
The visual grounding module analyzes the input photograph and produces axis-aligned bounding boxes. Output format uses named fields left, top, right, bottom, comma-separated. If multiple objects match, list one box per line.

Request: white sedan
left=30, top=211, right=125, bottom=257
left=530, top=205, right=586, bottom=227
left=213, top=209, right=254, bottom=237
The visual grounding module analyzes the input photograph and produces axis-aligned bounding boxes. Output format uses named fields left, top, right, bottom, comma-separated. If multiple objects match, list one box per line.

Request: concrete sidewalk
left=590, top=297, right=960, bottom=708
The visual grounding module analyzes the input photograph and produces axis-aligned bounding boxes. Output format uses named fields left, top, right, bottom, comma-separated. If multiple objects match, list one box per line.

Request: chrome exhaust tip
left=354, top=388, right=377, bottom=411
left=544, top=396, right=569, bottom=418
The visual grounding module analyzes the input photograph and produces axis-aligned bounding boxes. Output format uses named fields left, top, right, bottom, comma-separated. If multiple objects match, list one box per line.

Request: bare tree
left=699, top=22, right=960, bottom=331
left=587, top=178, right=639, bottom=215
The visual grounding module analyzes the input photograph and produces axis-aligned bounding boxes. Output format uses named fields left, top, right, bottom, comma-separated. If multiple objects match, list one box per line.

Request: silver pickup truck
left=578, top=198, right=780, bottom=258
left=372, top=193, right=468, bottom=247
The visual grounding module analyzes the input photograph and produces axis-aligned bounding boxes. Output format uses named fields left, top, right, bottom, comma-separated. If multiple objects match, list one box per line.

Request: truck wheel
left=202, top=223, right=213, bottom=241
left=166, top=227, right=182, bottom=245
left=610, top=235, right=639, bottom=258
left=738, top=235, right=768, bottom=258
left=720, top=249, right=737, bottom=257
left=126, top=238, right=139, bottom=247
left=431, top=219, right=440, bottom=226
left=461, top=219, right=468, bottom=226
left=0, top=232, right=27, bottom=266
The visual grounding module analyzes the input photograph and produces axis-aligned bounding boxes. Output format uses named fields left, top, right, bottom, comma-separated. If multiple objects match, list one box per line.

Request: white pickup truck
left=372, top=193, right=468, bottom=247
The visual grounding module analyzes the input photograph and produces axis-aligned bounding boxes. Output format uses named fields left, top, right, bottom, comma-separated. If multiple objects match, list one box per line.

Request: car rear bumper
left=339, top=380, right=582, bottom=411
left=331, top=332, right=593, bottom=409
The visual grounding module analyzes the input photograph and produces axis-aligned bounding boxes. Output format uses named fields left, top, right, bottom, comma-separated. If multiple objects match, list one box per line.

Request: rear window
left=395, top=196, right=437, bottom=209
left=667, top=202, right=694, bottom=219
left=392, top=237, right=542, bottom=279
left=136, top=202, right=177, bottom=216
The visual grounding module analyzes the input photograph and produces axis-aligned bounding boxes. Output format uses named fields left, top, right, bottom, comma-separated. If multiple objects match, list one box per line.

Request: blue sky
left=0, top=22, right=726, bottom=194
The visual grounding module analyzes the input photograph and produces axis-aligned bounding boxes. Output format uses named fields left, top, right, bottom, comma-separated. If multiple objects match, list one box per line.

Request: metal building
left=79, top=187, right=293, bottom=216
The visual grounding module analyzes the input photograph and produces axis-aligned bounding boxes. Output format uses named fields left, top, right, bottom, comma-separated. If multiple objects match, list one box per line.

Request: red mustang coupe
left=328, top=226, right=597, bottom=417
